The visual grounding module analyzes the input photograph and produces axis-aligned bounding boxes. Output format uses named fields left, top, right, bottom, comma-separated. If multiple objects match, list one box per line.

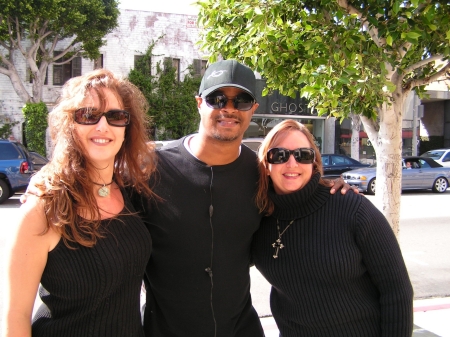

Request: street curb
left=413, top=297, right=450, bottom=312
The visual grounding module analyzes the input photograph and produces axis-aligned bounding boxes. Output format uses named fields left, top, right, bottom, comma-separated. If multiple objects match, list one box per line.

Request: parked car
left=0, top=139, right=34, bottom=203
left=29, top=151, right=49, bottom=171
left=420, top=148, right=450, bottom=167
left=241, top=137, right=264, bottom=152
left=342, top=156, right=450, bottom=195
left=321, top=154, right=371, bottom=178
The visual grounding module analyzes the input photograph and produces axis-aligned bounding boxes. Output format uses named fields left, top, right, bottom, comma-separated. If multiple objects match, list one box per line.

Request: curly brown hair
left=37, top=69, right=157, bottom=247
left=255, top=119, right=331, bottom=216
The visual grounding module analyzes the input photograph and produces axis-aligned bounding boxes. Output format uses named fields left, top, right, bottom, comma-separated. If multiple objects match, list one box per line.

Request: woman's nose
left=285, top=154, right=298, bottom=167
left=95, top=116, right=109, bottom=130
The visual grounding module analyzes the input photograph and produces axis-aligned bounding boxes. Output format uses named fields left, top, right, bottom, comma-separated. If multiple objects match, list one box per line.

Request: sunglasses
left=267, top=147, right=315, bottom=164
left=74, top=108, right=130, bottom=127
left=204, top=91, right=255, bottom=111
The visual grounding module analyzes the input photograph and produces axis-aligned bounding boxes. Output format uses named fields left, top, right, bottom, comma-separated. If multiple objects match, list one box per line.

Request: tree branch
left=403, top=54, right=444, bottom=74
left=0, top=54, right=13, bottom=75
left=336, top=0, right=383, bottom=47
left=407, top=62, right=450, bottom=89
left=360, top=114, right=380, bottom=152
left=397, top=41, right=412, bottom=58
left=37, top=20, right=53, bottom=41
left=0, top=67, right=12, bottom=76
left=5, top=16, right=17, bottom=49
left=0, top=40, right=10, bottom=49
left=52, top=39, right=83, bottom=64
left=14, top=16, right=26, bottom=55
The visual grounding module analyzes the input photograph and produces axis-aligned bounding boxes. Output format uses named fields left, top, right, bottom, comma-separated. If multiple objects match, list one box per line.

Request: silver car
left=342, top=156, right=450, bottom=194
left=420, top=148, right=450, bottom=167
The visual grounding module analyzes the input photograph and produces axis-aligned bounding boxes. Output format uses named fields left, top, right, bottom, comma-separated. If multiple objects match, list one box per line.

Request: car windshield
left=421, top=150, right=445, bottom=159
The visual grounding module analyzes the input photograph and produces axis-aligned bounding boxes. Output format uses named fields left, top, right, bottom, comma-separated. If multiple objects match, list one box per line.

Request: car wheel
left=0, top=179, right=11, bottom=204
left=367, top=178, right=376, bottom=195
left=432, top=177, right=448, bottom=193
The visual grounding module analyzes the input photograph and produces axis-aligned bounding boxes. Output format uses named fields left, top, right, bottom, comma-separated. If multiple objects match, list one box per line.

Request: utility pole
left=412, top=94, right=424, bottom=156
left=412, top=94, right=418, bottom=156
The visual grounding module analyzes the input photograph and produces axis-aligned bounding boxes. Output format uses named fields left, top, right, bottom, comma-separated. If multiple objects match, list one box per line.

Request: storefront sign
left=254, top=79, right=316, bottom=116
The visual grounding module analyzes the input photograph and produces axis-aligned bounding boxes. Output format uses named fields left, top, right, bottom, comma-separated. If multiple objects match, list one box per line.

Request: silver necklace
left=272, top=219, right=294, bottom=259
left=92, top=180, right=114, bottom=197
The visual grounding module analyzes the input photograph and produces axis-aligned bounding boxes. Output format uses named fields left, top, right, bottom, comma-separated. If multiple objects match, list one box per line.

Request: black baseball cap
left=198, top=60, right=256, bottom=99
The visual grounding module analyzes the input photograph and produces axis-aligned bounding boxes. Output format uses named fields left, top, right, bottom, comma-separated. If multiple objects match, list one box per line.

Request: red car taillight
left=20, top=161, right=29, bottom=174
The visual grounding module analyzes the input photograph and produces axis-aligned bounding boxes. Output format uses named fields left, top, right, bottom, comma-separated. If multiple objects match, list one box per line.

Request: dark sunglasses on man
left=267, top=147, right=315, bottom=164
left=74, top=108, right=130, bottom=127
left=204, top=91, right=255, bottom=111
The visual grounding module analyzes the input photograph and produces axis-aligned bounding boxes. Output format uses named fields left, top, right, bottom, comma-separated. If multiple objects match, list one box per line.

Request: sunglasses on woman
left=267, top=147, right=315, bottom=164
left=74, top=108, right=130, bottom=127
left=204, top=91, right=255, bottom=111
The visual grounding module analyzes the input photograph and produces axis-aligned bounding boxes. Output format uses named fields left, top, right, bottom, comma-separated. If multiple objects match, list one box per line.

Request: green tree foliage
left=128, top=43, right=201, bottom=140
left=0, top=121, right=19, bottom=139
left=197, top=0, right=450, bottom=233
left=198, top=0, right=449, bottom=118
left=22, top=102, right=48, bottom=156
left=0, top=0, right=120, bottom=103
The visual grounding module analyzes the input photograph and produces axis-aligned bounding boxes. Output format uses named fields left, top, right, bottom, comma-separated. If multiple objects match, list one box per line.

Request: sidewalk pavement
left=260, top=297, right=450, bottom=337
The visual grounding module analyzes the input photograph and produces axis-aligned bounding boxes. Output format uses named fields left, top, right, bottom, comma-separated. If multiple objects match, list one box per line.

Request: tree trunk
left=31, top=76, right=44, bottom=103
left=8, top=70, right=32, bottom=103
left=372, top=101, right=403, bottom=236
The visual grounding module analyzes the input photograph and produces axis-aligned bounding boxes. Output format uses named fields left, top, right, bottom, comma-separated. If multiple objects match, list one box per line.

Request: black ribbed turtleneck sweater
left=252, top=173, right=413, bottom=337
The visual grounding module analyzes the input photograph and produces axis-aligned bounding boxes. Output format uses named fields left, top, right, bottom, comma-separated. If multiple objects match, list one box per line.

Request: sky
left=118, top=0, right=199, bottom=15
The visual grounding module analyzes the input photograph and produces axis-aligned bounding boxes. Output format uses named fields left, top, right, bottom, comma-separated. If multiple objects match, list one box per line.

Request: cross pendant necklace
left=272, top=219, right=294, bottom=259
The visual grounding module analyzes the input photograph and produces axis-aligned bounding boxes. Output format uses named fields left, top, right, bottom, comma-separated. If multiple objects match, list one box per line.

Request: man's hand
left=329, top=177, right=361, bottom=195
left=20, top=174, right=44, bottom=204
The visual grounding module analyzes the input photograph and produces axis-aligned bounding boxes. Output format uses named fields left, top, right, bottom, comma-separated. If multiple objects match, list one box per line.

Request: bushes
left=22, top=102, right=48, bottom=156
left=0, top=121, right=19, bottom=139
left=128, top=42, right=201, bottom=140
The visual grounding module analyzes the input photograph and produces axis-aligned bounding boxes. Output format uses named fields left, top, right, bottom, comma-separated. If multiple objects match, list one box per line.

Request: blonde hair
left=255, top=119, right=331, bottom=215
left=37, top=69, right=157, bottom=247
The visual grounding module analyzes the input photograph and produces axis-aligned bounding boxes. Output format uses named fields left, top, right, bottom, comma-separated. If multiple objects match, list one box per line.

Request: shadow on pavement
left=0, top=194, right=22, bottom=209
left=413, top=324, right=440, bottom=336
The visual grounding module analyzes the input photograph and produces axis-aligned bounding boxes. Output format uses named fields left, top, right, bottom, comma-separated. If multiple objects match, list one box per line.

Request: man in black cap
left=143, top=59, right=265, bottom=337
left=142, top=59, right=352, bottom=336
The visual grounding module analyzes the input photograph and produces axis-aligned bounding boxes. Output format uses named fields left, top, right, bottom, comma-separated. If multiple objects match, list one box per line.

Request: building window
left=172, top=58, right=180, bottom=82
left=94, top=54, right=103, bottom=69
left=164, top=57, right=180, bottom=82
left=193, top=59, right=207, bottom=77
left=171, top=58, right=180, bottom=82
left=53, top=53, right=82, bottom=85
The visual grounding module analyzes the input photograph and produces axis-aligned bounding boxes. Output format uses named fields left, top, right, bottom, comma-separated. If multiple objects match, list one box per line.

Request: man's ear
left=250, top=102, right=259, bottom=117
left=195, top=96, right=202, bottom=109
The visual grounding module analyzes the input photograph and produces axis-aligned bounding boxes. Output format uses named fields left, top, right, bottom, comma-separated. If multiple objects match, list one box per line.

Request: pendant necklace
left=92, top=180, right=114, bottom=197
left=272, top=219, right=294, bottom=259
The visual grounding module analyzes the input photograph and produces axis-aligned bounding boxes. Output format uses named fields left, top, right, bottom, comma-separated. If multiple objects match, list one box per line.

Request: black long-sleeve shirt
left=141, top=137, right=264, bottom=337
left=252, top=173, right=414, bottom=337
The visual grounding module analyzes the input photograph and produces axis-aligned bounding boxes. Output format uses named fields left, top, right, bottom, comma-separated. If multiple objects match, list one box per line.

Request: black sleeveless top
left=32, top=192, right=151, bottom=337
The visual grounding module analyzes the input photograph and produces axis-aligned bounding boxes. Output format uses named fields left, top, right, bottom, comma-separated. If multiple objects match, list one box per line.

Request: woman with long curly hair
left=252, top=119, right=413, bottom=337
left=3, top=69, right=157, bottom=337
